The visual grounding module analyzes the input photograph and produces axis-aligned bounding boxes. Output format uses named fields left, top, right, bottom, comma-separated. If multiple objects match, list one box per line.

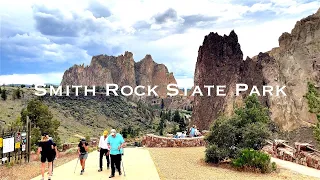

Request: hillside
left=0, top=87, right=158, bottom=143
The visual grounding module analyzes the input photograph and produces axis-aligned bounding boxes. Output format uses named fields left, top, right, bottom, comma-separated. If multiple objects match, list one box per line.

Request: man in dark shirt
left=78, top=138, right=89, bottom=175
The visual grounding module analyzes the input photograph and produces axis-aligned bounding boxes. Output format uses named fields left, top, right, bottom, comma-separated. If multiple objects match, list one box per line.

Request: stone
left=141, top=134, right=206, bottom=147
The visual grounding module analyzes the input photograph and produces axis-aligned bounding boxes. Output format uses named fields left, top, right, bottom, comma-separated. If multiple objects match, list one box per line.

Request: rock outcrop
left=61, top=51, right=177, bottom=98
left=192, top=8, right=320, bottom=131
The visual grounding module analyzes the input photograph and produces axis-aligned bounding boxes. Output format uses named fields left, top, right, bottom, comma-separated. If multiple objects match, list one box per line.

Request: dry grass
left=148, top=147, right=318, bottom=180
left=0, top=153, right=78, bottom=180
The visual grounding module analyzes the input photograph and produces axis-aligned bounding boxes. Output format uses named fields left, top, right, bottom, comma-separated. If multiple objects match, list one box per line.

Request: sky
left=0, top=0, right=319, bottom=88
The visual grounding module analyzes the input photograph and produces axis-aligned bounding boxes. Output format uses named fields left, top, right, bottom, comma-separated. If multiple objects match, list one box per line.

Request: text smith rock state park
left=34, top=84, right=286, bottom=97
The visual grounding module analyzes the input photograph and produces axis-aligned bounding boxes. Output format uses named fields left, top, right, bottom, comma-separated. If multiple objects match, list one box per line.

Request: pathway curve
left=31, top=147, right=160, bottom=180
left=271, top=157, right=320, bottom=178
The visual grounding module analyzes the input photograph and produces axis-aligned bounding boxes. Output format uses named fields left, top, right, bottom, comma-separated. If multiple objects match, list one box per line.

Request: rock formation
left=61, top=51, right=177, bottom=98
left=192, top=8, right=320, bottom=131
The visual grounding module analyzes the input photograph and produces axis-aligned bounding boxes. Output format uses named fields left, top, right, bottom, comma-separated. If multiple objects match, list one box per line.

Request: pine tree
left=21, top=99, right=60, bottom=150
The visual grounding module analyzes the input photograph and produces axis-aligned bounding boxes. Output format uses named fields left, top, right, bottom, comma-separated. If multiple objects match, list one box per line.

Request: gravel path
left=148, top=147, right=318, bottom=180
left=271, top=157, right=320, bottom=178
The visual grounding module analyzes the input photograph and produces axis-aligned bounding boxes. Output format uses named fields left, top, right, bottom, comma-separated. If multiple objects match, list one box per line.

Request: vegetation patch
left=205, top=94, right=277, bottom=173
left=305, top=82, right=320, bottom=144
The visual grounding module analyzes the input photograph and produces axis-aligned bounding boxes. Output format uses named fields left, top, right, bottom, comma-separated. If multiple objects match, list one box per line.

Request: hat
left=103, top=130, right=108, bottom=136
left=111, top=129, right=116, bottom=136
left=81, top=138, right=86, bottom=142
left=42, top=132, right=48, bottom=136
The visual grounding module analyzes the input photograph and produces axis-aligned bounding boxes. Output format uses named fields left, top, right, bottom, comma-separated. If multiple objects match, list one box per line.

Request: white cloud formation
left=1, top=0, right=320, bottom=88
left=0, top=73, right=63, bottom=85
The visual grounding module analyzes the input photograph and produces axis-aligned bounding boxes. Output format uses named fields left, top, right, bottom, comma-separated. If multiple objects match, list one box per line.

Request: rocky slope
left=192, top=8, right=320, bottom=131
left=0, top=87, right=157, bottom=143
left=61, top=51, right=177, bottom=98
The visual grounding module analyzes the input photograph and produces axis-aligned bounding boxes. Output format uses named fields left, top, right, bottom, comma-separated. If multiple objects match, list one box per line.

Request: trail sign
left=15, top=132, right=21, bottom=149
left=21, top=132, right=27, bottom=151
left=3, top=137, right=14, bottom=153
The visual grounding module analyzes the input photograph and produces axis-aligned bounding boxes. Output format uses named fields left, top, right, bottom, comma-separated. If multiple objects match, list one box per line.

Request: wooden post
left=27, top=116, right=31, bottom=163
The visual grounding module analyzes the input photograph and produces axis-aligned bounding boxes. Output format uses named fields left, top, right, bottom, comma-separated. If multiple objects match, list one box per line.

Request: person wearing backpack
left=48, top=137, right=59, bottom=175
left=37, top=132, right=54, bottom=180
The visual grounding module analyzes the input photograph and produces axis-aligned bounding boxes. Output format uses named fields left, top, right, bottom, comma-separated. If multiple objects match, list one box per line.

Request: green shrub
left=231, top=149, right=272, bottom=173
left=271, top=162, right=277, bottom=171
left=205, top=144, right=230, bottom=164
left=205, top=94, right=273, bottom=164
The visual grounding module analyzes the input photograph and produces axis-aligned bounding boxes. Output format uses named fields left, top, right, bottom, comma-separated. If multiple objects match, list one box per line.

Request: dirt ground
left=0, top=153, right=78, bottom=180
left=148, top=147, right=318, bottom=180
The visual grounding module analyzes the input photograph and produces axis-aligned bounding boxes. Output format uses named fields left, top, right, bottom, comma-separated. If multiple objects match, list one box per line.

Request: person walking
left=78, top=138, right=89, bottom=175
left=98, top=130, right=110, bottom=172
left=107, top=129, right=125, bottom=178
left=48, top=137, right=58, bottom=175
left=37, top=132, right=54, bottom=180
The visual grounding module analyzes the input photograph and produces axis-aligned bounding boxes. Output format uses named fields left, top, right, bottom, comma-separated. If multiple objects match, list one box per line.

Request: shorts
left=41, top=154, right=53, bottom=163
left=79, top=153, right=88, bottom=160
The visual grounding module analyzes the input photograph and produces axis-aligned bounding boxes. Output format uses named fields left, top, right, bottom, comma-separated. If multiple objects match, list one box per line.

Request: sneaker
left=80, top=170, right=84, bottom=175
left=98, top=168, right=102, bottom=172
left=109, top=175, right=115, bottom=178
left=48, top=176, right=52, bottom=180
left=119, top=171, right=122, bottom=176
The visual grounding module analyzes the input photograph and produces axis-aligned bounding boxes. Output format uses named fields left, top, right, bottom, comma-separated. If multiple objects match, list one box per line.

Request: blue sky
left=0, top=0, right=319, bottom=88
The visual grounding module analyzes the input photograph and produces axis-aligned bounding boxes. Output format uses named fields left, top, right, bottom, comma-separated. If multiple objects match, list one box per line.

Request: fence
left=0, top=125, right=30, bottom=166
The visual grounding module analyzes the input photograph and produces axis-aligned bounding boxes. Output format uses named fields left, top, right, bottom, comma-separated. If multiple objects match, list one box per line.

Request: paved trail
left=271, top=157, right=320, bottom=178
left=31, top=147, right=320, bottom=180
left=31, top=148, right=160, bottom=180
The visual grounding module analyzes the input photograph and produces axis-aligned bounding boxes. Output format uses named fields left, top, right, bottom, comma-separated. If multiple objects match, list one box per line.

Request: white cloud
left=176, top=77, right=194, bottom=89
left=0, top=73, right=63, bottom=85
left=1, top=0, right=320, bottom=86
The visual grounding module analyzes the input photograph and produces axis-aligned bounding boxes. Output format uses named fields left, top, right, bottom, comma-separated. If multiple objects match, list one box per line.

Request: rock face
left=192, top=8, right=320, bottom=131
left=61, top=51, right=177, bottom=98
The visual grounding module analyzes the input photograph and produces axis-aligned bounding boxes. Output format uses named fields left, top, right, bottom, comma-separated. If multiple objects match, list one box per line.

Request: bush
left=205, top=144, right=230, bottom=164
left=271, top=162, right=277, bottom=171
left=205, top=94, right=273, bottom=165
left=231, top=149, right=273, bottom=173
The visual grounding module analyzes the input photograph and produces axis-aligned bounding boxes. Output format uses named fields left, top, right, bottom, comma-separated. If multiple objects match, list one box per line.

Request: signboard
left=0, top=138, right=3, bottom=148
left=15, top=142, right=21, bottom=149
left=21, top=132, right=27, bottom=152
left=16, top=132, right=21, bottom=142
left=3, top=137, right=15, bottom=153
left=22, top=144, right=26, bottom=152
left=15, top=132, right=21, bottom=149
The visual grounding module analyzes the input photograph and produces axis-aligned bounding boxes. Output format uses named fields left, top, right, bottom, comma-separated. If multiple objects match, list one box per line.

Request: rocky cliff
left=61, top=51, right=177, bottom=98
left=192, top=8, right=320, bottom=131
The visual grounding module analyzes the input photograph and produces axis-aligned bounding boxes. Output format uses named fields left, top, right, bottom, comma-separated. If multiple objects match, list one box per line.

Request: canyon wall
left=192, top=8, right=320, bottom=131
left=61, top=51, right=177, bottom=98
